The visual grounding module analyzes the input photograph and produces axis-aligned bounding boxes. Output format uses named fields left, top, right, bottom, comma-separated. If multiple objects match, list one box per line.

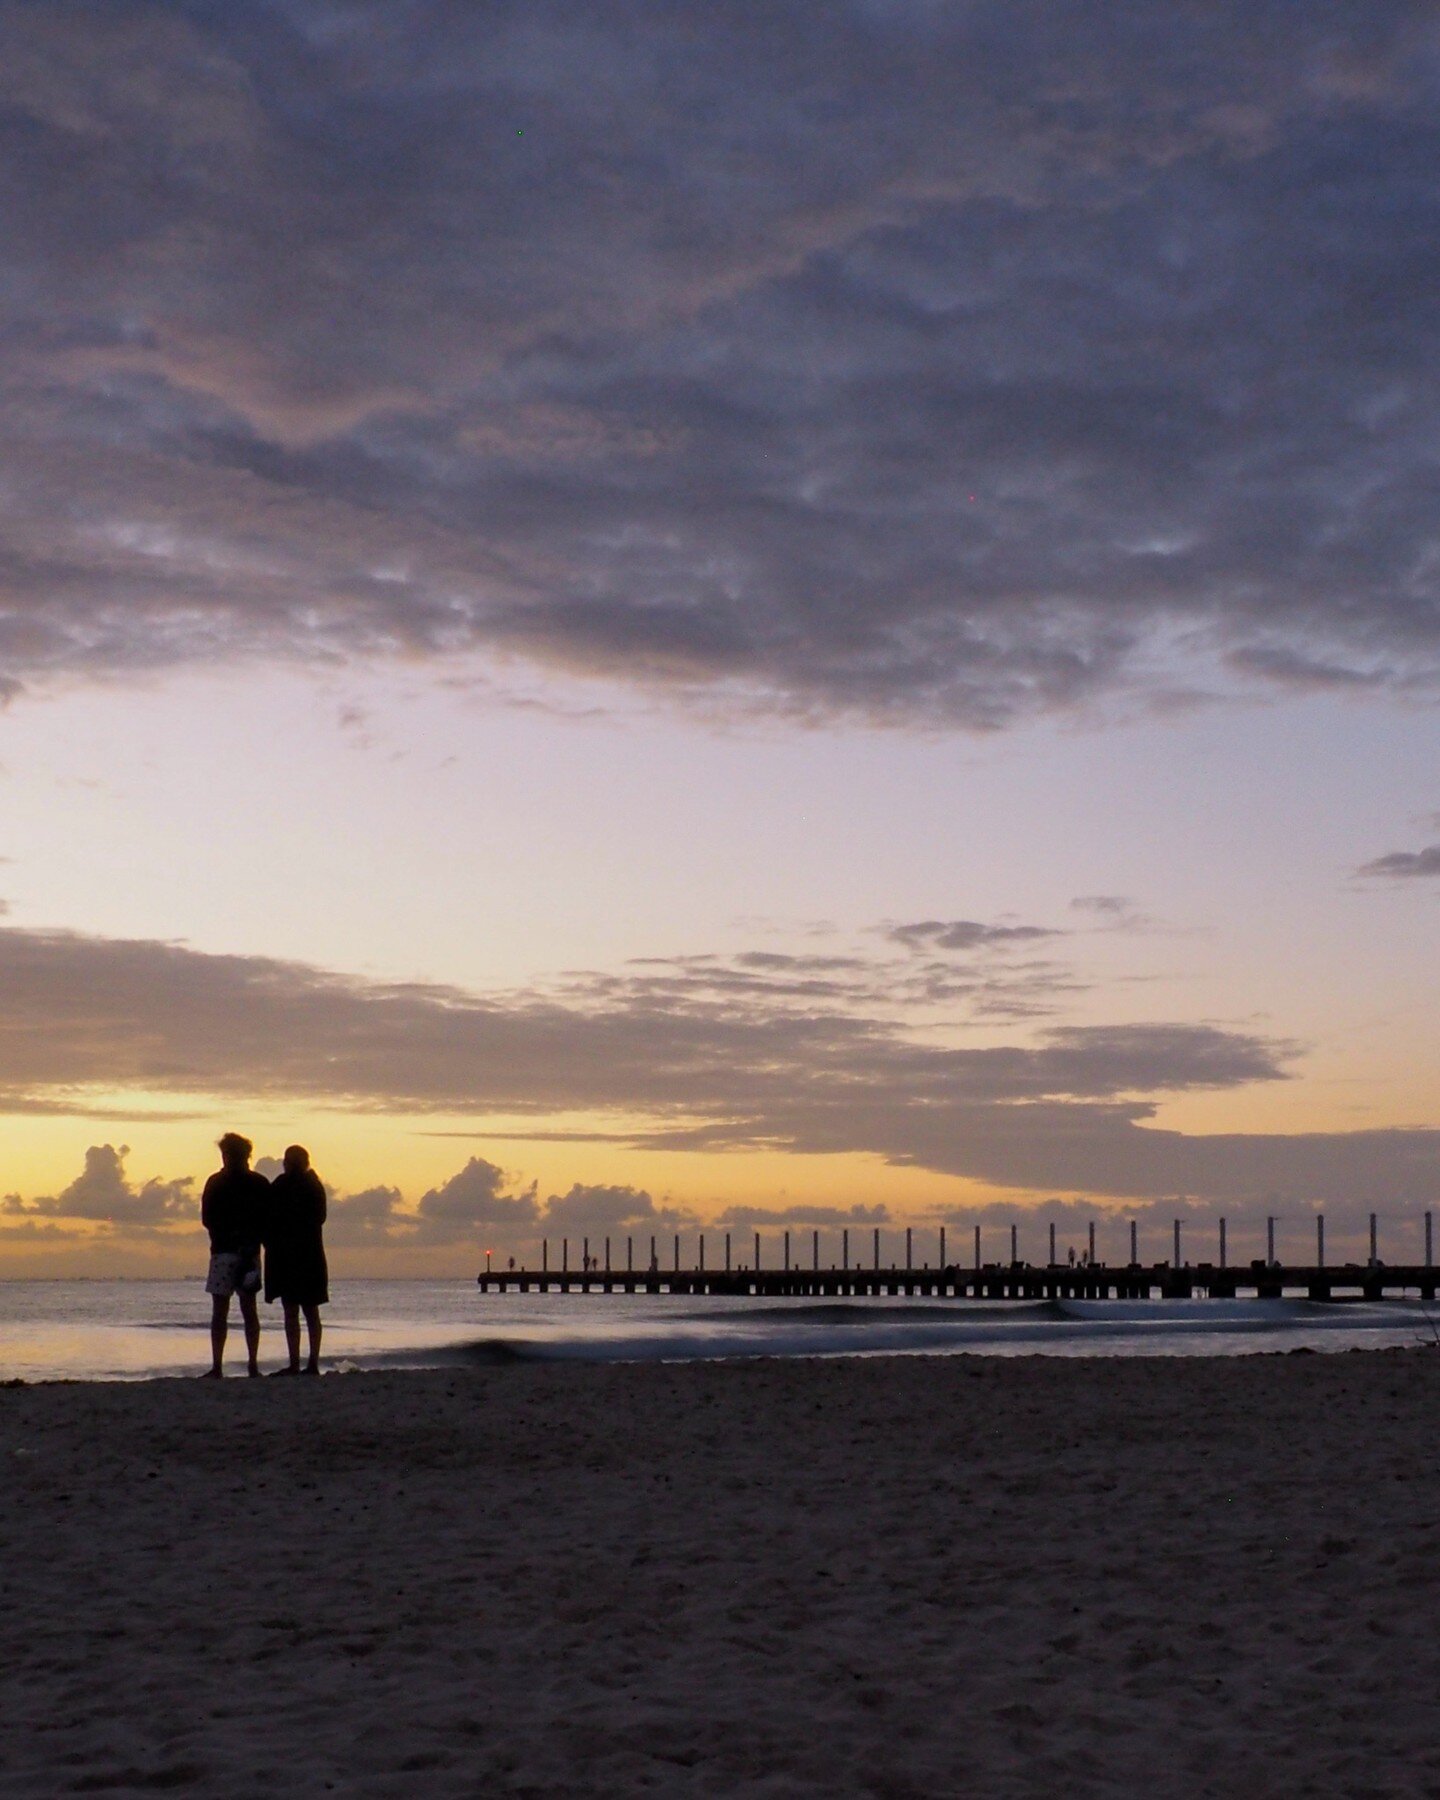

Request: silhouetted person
left=264, top=1144, right=328, bottom=1376
left=200, top=1132, right=269, bottom=1377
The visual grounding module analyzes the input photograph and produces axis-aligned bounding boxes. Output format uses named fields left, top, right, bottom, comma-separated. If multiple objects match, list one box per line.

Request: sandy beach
left=2, top=1350, right=1439, bottom=1798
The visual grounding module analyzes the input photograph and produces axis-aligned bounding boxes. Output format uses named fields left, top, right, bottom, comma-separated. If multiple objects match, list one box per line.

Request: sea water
left=2, top=1279, right=1438, bottom=1381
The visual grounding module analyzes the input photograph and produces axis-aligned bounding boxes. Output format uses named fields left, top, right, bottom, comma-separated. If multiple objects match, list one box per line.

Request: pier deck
left=477, top=1262, right=1438, bottom=1301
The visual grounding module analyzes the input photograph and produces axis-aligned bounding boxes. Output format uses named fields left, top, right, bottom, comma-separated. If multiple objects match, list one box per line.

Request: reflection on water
left=2, top=1279, right=1438, bottom=1381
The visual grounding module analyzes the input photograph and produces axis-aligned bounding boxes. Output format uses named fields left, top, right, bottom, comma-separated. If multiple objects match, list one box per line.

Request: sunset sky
left=2, top=0, right=1438, bottom=1274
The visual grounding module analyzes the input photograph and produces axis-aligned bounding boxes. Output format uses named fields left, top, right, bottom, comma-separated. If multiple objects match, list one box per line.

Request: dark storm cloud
left=1358, top=843, right=1440, bottom=878
left=1, top=2, right=1439, bottom=722
left=3, top=920, right=1438, bottom=1211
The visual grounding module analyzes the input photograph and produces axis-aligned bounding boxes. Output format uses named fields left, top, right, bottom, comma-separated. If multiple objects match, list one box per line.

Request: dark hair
left=283, top=1144, right=311, bottom=1174
left=218, top=1132, right=253, bottom=1162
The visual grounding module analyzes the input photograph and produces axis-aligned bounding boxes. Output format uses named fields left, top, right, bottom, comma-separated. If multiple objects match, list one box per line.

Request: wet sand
left=2, top=1350, right=1438, bottom=1798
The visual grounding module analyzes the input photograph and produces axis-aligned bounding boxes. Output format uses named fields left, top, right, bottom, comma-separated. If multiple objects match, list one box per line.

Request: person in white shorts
left=199, top=1132, right=270, bottom=1378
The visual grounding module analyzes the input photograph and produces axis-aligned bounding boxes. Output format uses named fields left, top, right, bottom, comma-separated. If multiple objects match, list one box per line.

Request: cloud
left=321, top=1184, right=405, bottom=1246
left=0, top=1215, right=82, bottom=1241
left=325, top=1168, right=676, bottom=1248
left=714, top=1203, right=891, bottom=1230
left=887, top=919, right=1059, bottom=953
left=1, top=1143, right=192, bottom=1228
left=0, top=918, right=1435, bottom=1210
left=310, top=1159, right=540, bottom=1250
left=0, top=920, right=1279, bottom=1117
left=593, top=939, right=1084, bottom=1020
left=1067, top=895, right=1166, bottom=935
left=412, top=1157, right=540, bottom=1242
left=539, top=1183, right=686, bottom=1233
left=0, top=4, right=1438, bottom=725
left=1358, top=844, right=1440, bottom=879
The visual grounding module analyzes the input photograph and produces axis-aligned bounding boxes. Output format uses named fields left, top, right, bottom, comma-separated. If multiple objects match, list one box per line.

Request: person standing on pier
left=264, top=1144, right=330, bottom=1376
left=200, top=1132, right=269, bottom=1378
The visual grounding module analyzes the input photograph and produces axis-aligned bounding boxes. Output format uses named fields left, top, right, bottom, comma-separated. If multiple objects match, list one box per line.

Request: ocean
left=2, top=1278, right=1439, bottom=1380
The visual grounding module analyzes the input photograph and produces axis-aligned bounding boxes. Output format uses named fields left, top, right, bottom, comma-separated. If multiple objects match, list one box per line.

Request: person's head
left=283, top=1144, right=311, bottom=1175
left=218, top=1132, right=253, bottom=1170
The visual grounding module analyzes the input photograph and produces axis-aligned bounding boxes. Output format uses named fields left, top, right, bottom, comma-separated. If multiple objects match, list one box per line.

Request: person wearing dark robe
left=199, top=1132, right=270, bottom=1378
left=264, top=1143, right=329, bottom=1376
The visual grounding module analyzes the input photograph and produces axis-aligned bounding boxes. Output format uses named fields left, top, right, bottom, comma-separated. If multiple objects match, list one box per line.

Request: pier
left=478, top=1260, right=1438, bottom=1302
left=479, top=1214, right=1437, bottom=1301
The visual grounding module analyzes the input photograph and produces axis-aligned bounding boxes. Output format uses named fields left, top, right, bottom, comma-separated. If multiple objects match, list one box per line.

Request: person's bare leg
left=302, top=1304, right=322, bottom=1372
left=239, top=1289, right=261, bottom=1375
left=206, top=1294, right=228, bottom=1376
left=283, top=1301, right=302, bottom=1372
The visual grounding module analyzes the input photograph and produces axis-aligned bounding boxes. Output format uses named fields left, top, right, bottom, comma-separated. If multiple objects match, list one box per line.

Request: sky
left=1, top=0, right=1438, bottom=1275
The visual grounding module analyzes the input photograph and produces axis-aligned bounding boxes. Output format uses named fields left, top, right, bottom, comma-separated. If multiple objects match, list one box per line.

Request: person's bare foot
left=269, top=1366, right=299, bottom=1377
left=247, top=1364, right=261, bottom=1378
left=198, top=1368, right=222, bottom=1380
left=302, top=1364, right=320, bottom=1376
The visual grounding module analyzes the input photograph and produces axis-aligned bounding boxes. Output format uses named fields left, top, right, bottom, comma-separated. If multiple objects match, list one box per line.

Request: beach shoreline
left=3, top=1351, right=1438, bottom=1796
left=7, top=1276, right=1440, bottom=1383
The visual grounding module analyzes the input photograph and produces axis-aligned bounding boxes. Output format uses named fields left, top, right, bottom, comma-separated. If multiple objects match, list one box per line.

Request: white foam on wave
left=1054, top=1296, right=1432, bottom=1328
left=1055, top=1297, right=1303, bottom=1324
left=349, top=1294, right=1440, bottom=1368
